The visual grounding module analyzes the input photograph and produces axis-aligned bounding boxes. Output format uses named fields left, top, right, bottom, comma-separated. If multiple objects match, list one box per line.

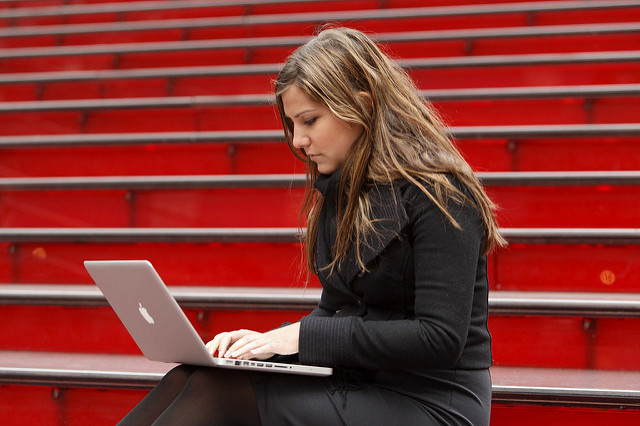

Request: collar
left=316, top=180, right=410, bottom=288
left=313, top=170, right=342, bottom=197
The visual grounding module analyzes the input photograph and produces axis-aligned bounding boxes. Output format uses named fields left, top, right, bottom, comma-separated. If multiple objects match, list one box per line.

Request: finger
left=219, top=330, right=255, bottom=357
left=249, top=341, right=276, bottom=356
left=218, top=333, right=236, bottom=357
left=238, top=341, right=276, bottom=361
left=226, top=334, right=261, bottom=358
left=208, top=335, right=227, bottom=357
left=245, top=344, right=275, bottom=360
left=207, top=330, right=255, bottom=358
left=224, top=335, right=253, bottom=358
left=234, top=336, right=279, bottom=360
left=205, top=332, right=226, bottom=355
left=210, top=332, right=235, bottom=357
left=205, top=336, right=222, bottom=356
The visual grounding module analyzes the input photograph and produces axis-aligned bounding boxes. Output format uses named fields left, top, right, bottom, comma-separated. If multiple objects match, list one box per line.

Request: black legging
left=118, top=365, right=261, bottom=425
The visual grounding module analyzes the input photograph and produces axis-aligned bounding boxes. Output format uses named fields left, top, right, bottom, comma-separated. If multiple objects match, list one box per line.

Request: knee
left=184, top=367, right=226, bottom=391
left=183, top=367, right=250, bottom=396
left=160, top=364, right=198, bottom=388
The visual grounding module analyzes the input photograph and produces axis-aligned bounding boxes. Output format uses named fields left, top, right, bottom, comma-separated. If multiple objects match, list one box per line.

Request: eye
left=303, top=117, right=317, bottom=126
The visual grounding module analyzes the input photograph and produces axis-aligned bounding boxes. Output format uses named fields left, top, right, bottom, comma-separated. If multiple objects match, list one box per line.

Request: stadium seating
left=0, top=0, right=638, bottom=424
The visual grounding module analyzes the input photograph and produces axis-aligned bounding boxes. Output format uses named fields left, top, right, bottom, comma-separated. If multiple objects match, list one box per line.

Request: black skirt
left=249, top=368, right=491, bottom=426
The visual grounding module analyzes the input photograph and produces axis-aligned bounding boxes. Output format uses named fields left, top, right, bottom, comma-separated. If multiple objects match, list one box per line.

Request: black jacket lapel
left=337, top=182, right=409, bottom=286
left=315, top=175, right=410, bottom=291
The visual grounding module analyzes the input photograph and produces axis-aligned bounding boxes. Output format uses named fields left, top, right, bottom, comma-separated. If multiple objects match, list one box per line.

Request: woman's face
left=281, top=85, right=363, bottom=175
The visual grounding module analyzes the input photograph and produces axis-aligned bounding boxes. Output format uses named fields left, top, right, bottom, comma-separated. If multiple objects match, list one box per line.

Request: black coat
left=298, top=172, right=492, bottom=374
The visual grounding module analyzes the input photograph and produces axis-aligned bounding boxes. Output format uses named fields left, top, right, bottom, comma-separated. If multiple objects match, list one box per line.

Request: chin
left=317, top=165, right=338, bottom=175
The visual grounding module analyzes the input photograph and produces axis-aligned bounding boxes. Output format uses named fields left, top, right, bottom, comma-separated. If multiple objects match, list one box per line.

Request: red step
left=1, top=126, right=638, bottom=176
left=2, top=2, right=639, bottom=48
left=0, top=140, right=304, bottom=176
left=1, top=286, right=639, bottom=370
left=0, top=186, right=306, bottom=228
left=2, top=352, right=639, bottom=425
left=3, top=0, right=546, bottom=28
left=0, top=237, right=310, bottom=287
left=1, top=52, right=639, bottom=102
left=0, top=0, right=393, bottom=28
left=492, top=243, right=640, bottom=293
left=1, top=24, right=638, bottom=74
left=486, top=184, right=640, bottom=228
left=0, top=172, right=638, bottom=228
left=0, top=228, right=638, bottom=292
left=0, top=384, right=146, bottom=426
left=1, top=97, right=638, bottom=130
left=491, top=405, right=640, bottom=426
left=0, top=305, right=636, bottom=369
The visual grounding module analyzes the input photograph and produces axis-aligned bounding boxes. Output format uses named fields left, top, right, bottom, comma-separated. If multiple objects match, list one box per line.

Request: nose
left=292, top=128, right=310, bottom=150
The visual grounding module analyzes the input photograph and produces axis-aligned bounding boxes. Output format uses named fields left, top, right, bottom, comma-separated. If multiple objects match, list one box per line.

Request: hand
left=205, top=323, right=300, bottom=361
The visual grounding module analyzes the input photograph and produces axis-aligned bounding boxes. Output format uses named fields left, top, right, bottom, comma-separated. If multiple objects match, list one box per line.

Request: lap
left=158, top=365, right=491, bottom=426
left=249, top=370, right=474, bottom=426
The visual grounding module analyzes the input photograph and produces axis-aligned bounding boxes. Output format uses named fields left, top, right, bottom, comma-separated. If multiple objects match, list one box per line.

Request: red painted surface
left=0, top=136, right=639, bottom=177
left=489, top=316, right=640, bottom=370
left=399, top=34, right=640, bottom=58
left=0, top=83, right=40, bottom=102
left=4, top=4, right=639, bottom=48
left=0, top=143, right=305, bottom=177
left=435, top=97, right=640, bottom=127
left=1, top=385, right=640, bottom=426
left=0, top=240, right=638, bottom=292
left=408, top=62, right=640, bottom=89
left=3, top=94, right=637, bottom=132
left=2, top=33, right=638, bottom=74
left=491, top=244, right=640, bottom=293
left=1, top=304, right=639, bottom=371
left=1, top=0, right=639, bottom=421
left=458, top=137, right=640, bottom=172
left=2, top=60, right=640, bottom=103
left=487, top=185, right=640, bottom=228
left=6, top=1, right=538, bottom=28
left=0, top=305, right=311, bottom=354
left=1, top=185, right=638, bottom=228
left=491, top=405, right=640, bottom=425
left=0, top=241, right=314, bottom=286
left=0, top=385, right=146, bottom=426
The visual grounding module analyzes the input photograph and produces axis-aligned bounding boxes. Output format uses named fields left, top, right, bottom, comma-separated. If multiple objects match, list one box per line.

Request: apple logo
left=138, top=302, right=155, bottom=324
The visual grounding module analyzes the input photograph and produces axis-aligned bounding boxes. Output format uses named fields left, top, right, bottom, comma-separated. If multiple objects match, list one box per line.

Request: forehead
left=281, top=85, right=320, bottom=116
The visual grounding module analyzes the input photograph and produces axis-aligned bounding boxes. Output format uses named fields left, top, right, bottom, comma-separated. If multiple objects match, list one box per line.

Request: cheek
left=339, top=130, right=360, bottom=154
left=342, top=139, right=356, bottom=156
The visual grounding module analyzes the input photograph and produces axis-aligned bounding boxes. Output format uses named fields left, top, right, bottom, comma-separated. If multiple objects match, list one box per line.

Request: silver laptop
left=84, top=260, right=332, bottom=377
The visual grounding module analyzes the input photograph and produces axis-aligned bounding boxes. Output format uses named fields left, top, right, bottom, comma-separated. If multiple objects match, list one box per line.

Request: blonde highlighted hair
left=274, top=27, right=506, bottom=274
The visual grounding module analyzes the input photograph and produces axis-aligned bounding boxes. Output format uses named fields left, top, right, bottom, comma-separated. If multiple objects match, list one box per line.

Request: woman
left=119, top=27, right=505, bottom=425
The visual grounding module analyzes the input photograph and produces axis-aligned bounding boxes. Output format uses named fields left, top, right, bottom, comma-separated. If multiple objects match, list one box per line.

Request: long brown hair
left=274, top=27, right=506, bottom=275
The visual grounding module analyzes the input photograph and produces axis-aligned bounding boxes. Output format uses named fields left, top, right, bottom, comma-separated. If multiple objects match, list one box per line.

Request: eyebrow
left=294, top=108, right=316, bottom=118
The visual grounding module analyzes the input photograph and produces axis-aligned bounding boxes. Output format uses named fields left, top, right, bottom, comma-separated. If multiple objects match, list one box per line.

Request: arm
left=298, top=188, right=484, bottom=370
left=307, top=292, right=338, bottom=317
left=205, top=290, right=335, bottom=360
left=205, top=323, right=300, bottom=360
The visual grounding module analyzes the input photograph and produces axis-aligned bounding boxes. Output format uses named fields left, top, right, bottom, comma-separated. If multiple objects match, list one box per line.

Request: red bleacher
left=0, top=0, right=639, bottom=424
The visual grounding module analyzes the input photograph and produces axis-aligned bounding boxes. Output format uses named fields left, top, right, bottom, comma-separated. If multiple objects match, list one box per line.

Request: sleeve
left=307, top=306, right=335, bottom=318
left=306, top=285, right=340, bottom=318
left=298, top=187, right=484, bottom=370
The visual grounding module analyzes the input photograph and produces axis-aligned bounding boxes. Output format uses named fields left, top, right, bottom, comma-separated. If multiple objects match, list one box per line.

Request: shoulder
left=394, top=173, right=453, bottom=209
left=396, top=174, right=482, bottom=232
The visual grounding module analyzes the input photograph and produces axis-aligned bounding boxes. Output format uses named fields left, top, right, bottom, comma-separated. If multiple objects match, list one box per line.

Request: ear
left=358, top=91, right=374, bottom=108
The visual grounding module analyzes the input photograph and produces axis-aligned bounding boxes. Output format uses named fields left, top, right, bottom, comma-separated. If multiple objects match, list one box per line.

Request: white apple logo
left=138, top=302, right=155, bottom=324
